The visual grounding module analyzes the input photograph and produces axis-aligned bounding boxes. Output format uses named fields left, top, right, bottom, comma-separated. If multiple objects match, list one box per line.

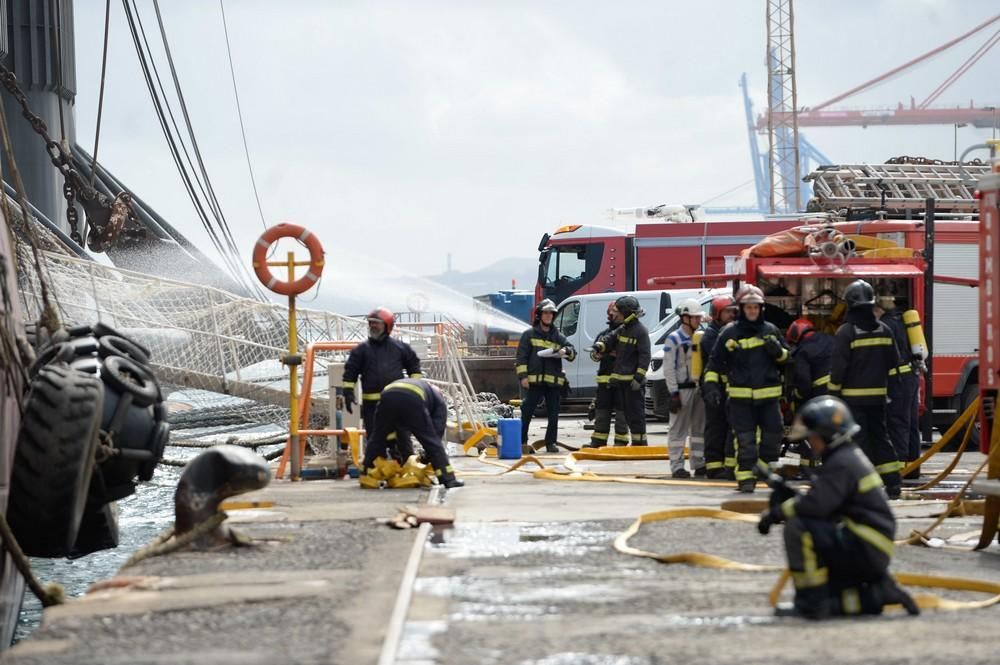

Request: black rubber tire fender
left=137, top=422, right=170, bottom=482
left=92, top=322, right=152, bottom=359
left=101, top=355, right=161, bottom=407
left=68, top=501, right=120, bottom=560
left=6, top=363, right=104, bottom=558
left=98, top=335, right=151, bottom=366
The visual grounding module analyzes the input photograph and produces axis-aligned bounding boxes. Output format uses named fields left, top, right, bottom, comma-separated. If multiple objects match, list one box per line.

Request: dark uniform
left=700, top=317, right=735, bottom=478
left=790, top=330, right=833, bottom=406
left=516, top=317, right=576, bottom=451
left=608, top=312, right=651, bottom=445
left=361, top=379, right=461, bottom=488
left=829, top=308, right=901, bottom=495
left=881, top=307, right=921, bottom=468
left=343, top=336, right=422, bottom=460
left=759, top=397, right=917, bottom=619
left=704, top=288, right=789, bottom=491
left=588, top=319, right=628, bottom=447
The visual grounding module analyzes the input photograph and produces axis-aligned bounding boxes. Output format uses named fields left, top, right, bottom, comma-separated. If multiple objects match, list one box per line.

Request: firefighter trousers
left=362, top=390, right=453, bottom=478
left=667, top=388, right=704, bottom=472
left=521, top=385, right=561, bottom=446
left=703, top=396, right=735, bottom=476
left=614, top=382, right=647, bottom=445
left=363, top=401, right=414, bottom=461
left=728, top=399, right=782, bottom=482
left=591, top=383, right=628, bottom=447
left=887, top=373, right=921, bottom=463
left=783, top=517, right=891, bottom=615
left=848, top=401, right=901, bottom=491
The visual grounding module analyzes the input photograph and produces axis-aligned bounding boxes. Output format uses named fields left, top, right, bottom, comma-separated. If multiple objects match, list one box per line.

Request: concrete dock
left=4, top=416, right=999, bottom=665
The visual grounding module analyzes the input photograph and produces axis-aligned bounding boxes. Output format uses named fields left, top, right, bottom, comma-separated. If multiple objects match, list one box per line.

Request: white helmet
left=676, top=298, right=705, bottom=317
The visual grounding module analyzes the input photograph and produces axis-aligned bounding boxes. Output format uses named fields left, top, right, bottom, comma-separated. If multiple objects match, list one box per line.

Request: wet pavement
left=4, top=414, right=999, bottom=664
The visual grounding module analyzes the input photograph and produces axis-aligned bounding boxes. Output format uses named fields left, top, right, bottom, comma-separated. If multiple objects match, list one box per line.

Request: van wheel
left=6, top=363, right=104, bottom=557
left=959, top=382, right=980, bottom=450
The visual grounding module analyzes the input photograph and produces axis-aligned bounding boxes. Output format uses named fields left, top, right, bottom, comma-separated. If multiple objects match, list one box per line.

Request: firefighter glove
left=589, top=349, right=602, bottom=362
left=669, top=392, right=683, bottom=414
left=343, top=388, right=356, bottom=414
left=704, top=387, right=723, bottom=409
left=757, top=510, right=775, bottom=536
left=763, top=336, right=784, bottom=359
left=630, top=376, right=645, bottom=392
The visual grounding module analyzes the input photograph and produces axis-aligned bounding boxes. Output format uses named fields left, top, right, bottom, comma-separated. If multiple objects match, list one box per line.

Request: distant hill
left=425, top=257, right=538, bottom=297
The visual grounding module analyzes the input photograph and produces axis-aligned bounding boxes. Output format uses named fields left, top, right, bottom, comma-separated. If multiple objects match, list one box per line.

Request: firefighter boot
left=737, top=478, right=756, bottom=493
left=439, top=471, right=465, bottom=489
left=875, top=577, right=920, bottom=616
left=774, top=586, right=831, bottom=620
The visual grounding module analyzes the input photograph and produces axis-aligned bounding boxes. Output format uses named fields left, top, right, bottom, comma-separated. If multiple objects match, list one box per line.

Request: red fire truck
left=537, top=162, right=989, bottom=438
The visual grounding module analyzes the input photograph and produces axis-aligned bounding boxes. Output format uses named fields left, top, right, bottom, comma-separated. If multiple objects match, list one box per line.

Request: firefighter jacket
left=776, top=441, right=896, bottom=566
left=609, top=315, right=650, bottom=384
left=516, top=324, right=576, bottom=386
left=343, top=337, right=422, bottom=402
left=663, top=326, right=697, bottom=393
left=791, top=330, right=833, bottom=401
left=829, top=313, right=899, bottom=406
left=880, top=309, right=916, bottom=380
left=704, top=316, right=789, bottom=402
left=593, top=322, right=619, bottom=386
left=383, top=378, right=448, bottom=435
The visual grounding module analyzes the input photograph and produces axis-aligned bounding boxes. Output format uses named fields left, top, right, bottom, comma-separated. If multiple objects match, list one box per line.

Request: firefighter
left=704, top=284, right=789, bottom=492
left=608, top=295, right=651, bottom=446
left=876, top=295, right=922, bottom=477
left=360, top=378, right=464, bottom=489
left=516, top=299, right=577, bottom=452
left=700, top=295, right=738, bottom=479
left=585, top=303, right=628, bottom=448
left=786, top=317, right=833, bottom=409
left=757, top=395, right=919, bottom=619
left=663, top=298, right=706, bottom=477
left=829, top=280, right=902, bottom=498
left=344, top=307, right=422, bottom=460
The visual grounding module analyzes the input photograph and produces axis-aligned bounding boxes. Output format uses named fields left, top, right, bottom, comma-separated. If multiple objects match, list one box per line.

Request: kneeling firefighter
left=704, top=285, right=789, bottom=492
left=360, top=378, right=464, bottom=489
left=757, top=396, right=919, bottom=619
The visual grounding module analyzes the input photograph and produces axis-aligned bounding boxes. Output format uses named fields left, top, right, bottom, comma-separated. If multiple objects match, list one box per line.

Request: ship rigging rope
left=90, top=0, right=113, bottom=187
left=219, top=0, right=267, bottom=230
left=122, top=0, right=262, bottom=298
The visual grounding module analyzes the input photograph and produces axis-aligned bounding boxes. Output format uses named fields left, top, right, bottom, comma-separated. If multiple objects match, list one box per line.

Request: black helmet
left=844, top=279, right=875, bottom=309
left=788, top=396, right=860, bottom=448
left=614, top=295, right=641, bottom=317
left=533, top=298, right=558, bottom=325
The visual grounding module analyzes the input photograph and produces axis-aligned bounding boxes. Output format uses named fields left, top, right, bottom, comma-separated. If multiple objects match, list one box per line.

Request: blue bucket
left=497, top=418, right=522, bottom=460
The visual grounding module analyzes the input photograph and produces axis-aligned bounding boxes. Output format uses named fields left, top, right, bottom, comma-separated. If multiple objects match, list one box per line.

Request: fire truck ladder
left=804, top=162, right=992, bottom=214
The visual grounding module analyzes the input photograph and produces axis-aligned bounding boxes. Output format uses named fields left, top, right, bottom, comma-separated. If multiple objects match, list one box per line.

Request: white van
left=551, top=289, right=717, bottom=400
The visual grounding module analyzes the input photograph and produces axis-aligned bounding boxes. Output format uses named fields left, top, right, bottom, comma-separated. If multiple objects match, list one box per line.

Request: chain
left=0, top=63, right=141, bottom=252
left=886, top=155, right=986, bottom=166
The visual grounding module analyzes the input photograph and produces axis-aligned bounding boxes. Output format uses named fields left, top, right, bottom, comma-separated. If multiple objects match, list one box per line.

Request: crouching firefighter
left=757, top=396, right=919, bottom=619
left=586, top=302, right=628, bottom=448
left=360, top=378, right=464, bottom=489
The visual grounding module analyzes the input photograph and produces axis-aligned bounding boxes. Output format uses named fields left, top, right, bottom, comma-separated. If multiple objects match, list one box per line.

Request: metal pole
left=922, top=198, right=935, bottom=444
left=288, top=250, right=301, bottom=480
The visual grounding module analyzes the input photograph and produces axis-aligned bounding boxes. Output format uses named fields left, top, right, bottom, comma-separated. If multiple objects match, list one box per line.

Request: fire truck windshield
left=537, top=242, right=604, bottom=304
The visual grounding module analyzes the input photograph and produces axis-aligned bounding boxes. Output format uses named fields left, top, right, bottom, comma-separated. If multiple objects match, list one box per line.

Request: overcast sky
left=71, top=0, right=999, bottom=287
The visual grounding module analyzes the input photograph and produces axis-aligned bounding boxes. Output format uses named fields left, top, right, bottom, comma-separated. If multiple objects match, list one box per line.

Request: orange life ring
left=252, top=223, right=325, bottom=296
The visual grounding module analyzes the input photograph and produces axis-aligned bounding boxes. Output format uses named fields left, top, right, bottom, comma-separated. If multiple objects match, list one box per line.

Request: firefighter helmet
left=708, top=295, right=737, bottom=318
left=788, top=395, right=860, bottom=448
left=534, top=298, right=558, bottom=324
left=844, top=279, right=875, bottom=309
left=676, top=298, right=705, bottom=318
left=786, top=317, right=815, bottom=345
left=367, top=307, right=395, bottom=337
left=614, top=295, right=641, bottom=317
left=735, top=284, right=765, bottom=306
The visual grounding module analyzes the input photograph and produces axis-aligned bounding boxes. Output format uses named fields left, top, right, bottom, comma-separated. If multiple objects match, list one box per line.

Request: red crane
left=757, top=13, right=1000, bottom=130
